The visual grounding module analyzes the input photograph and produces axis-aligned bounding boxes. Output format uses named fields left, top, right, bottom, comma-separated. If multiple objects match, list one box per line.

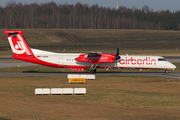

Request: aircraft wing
left=75, top=52, right=115, bottom=64
left=87, top=52, right=102, bottom=57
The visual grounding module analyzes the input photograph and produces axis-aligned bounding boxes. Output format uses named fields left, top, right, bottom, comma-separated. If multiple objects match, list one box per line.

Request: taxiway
left=0, top=57, right=179, bottom=80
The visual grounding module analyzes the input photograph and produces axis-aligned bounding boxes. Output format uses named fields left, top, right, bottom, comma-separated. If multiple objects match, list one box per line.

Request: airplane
left=4, top=30, right=176, bottom=74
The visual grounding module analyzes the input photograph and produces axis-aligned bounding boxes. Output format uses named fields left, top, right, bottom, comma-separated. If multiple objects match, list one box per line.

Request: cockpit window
left=158, top=58, right=166, bottom=61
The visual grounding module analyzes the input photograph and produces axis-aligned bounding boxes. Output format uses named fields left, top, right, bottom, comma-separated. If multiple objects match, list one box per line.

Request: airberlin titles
left=120, top=57, right=156, bottom=65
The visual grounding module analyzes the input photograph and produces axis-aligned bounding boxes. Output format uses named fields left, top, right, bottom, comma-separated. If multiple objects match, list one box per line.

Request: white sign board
left=43, top=88, right=50, bottom=95
left=74, top=88, right=86, bottom=95
left=68, top=74, right=95, bottom=80
left=51, top=88, right=62, bottom=95
left=35, top=88, right=43, bottom=95
left=62, top=88, right=73, bottom=95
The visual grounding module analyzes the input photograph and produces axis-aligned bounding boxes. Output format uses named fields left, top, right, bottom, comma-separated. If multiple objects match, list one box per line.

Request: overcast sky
left=1, top=0, right=180, bottom=12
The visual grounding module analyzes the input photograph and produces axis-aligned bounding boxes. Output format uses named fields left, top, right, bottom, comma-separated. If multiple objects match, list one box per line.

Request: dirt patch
left=45, top=31, right=83, bottom=44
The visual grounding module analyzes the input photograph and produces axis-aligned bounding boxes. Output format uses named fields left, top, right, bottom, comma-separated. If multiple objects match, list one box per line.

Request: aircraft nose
left=168, top=62, right=176, bottom=70
left=172, top=64, right=176, bottom=69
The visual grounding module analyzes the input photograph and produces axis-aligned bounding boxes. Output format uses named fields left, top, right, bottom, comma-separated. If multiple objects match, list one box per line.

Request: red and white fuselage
left=4, top=30, right=176, bottom=73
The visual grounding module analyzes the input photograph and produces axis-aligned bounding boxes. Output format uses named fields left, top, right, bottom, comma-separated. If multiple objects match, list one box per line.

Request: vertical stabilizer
left=4, top=30, right=34, bottom=57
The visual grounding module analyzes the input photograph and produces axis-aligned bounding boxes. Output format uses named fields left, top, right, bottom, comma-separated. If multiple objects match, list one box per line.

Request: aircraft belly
left=99, top=63, right=115, bottom=67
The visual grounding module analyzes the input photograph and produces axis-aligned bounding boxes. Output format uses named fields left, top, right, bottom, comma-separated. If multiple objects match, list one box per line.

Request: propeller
left=115, top=47, right=121, bottom=59
left=115, top=47, right=121, bottom=67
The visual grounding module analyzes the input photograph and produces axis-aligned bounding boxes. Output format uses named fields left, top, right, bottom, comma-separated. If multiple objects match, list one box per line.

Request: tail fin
left=4, top=30, right=34, bottom=57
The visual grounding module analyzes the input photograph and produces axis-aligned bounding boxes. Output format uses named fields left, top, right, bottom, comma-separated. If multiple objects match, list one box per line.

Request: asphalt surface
left=164, top=57, right=180, bottom=62
left=0, top=118, right=9, bottom=120
left=0, top=72, right=179, bottom=80
left=0, top=57, right=179, bottom=80
left=0, top=62, right=37, bottom=68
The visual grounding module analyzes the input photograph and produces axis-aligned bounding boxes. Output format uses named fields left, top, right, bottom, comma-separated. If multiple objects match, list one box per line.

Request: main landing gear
left=90, top=69, right=96, bottom=74
left=165, top=70, right=168, bottom=73
left=89, top=64, right=98, bottom=74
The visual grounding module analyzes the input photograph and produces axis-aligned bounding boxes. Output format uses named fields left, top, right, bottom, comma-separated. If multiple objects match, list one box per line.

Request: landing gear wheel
left=90, top=70, right=95, bottom=74
left=165, top=70, right=168, bottom=73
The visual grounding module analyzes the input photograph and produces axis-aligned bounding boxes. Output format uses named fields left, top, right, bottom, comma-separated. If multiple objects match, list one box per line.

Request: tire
left=90, top=70, right=95, bottom=74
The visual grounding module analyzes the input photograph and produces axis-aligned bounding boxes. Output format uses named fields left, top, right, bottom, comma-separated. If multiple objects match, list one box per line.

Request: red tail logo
left=8, top=34, right=26, bottom=54
left=4, top=30, right=34, bottom=56
left=14, top=41, right=23, bottom=50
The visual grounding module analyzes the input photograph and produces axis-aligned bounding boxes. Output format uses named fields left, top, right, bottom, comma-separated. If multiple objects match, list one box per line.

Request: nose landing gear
left=165, top=70, right=168, bottom=73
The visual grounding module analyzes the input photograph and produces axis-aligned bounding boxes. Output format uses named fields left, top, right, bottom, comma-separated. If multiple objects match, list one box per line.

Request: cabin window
left=158, top=58, right=166, bottom=61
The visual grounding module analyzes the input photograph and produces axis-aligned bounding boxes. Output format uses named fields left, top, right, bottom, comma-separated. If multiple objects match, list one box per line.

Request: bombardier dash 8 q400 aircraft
left=4, top=30, right=176, bottom=74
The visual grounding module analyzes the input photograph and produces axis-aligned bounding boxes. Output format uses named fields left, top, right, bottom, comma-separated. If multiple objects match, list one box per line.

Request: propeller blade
left=115, top=47, right=121, bottom=68
left=116, top=47, right=119, bottom=55
left=115, top=55, right=120, bottom=59
left=115, top=47, right=121, bottom=60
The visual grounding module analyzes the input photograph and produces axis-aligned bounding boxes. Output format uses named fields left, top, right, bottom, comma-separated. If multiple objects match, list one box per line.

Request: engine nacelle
left=75, top=53, right=115, bottom=64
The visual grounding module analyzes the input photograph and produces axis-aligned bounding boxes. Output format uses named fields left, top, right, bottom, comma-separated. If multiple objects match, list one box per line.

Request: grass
left=0, top=75, right=180, bottom=120
left=1, top=29, right=180, bottom=57
left=0, top=51, right=13, bottom=57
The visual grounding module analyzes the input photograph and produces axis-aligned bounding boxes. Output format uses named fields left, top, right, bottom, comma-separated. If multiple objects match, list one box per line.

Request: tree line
left=0, top=1, right=180, bottom=30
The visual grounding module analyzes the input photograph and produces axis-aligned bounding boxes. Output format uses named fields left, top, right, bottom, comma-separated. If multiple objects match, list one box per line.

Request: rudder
left=4, top=30, right=34, bottom=57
